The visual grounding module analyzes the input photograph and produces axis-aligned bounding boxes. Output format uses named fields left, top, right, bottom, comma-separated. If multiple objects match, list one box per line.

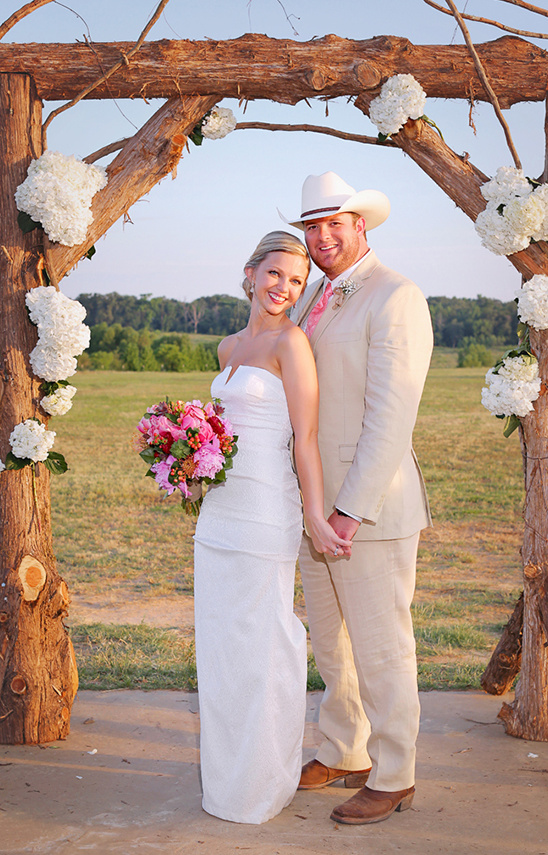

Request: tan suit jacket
left=292, top=250, right=433, bottom=541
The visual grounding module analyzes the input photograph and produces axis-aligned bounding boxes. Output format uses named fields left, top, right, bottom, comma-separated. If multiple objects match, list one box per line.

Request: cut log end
left=353, top=61, right=381, bottom=90
left=18, top=555, right=46, bottom=602
left=10, top=675, right=27, bottom=695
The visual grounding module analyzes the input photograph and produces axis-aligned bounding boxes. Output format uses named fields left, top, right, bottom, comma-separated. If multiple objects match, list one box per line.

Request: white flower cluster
left=15, top=150, right=107, bottom=247
left=368, top=74, right=427, bottom=136
left=26, top=286, right=90, bottom=381
left=40, top=384, right=77, bottom=416
left=475, top=167, right=548, bottom=256
left=201, top=107, right=237, bottom=140
left=9, top=419, right=56, bottom=463
left=481, top=355, right=541, bottom=418
left=516, top=274, right=548, bottom=330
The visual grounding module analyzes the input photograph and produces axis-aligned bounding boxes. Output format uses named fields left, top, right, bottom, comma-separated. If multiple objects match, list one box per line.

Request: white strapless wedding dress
left=193, top=365, right=307, bottom=824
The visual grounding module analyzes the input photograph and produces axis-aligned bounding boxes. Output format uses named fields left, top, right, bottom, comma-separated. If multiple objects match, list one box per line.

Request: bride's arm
left=278, top=326, right=352, bottom=557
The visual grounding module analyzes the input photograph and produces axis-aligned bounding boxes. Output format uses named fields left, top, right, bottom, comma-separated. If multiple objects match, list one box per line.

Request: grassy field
left=49, top=356, right=524, bottom=692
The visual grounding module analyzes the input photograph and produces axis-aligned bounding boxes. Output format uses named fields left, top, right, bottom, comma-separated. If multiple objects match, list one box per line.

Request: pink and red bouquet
left=136, top=398, right=237, bottom=514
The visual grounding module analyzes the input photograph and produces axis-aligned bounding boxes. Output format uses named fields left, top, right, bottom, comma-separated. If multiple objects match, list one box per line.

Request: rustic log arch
left=1, top=4, right=548, bottom=743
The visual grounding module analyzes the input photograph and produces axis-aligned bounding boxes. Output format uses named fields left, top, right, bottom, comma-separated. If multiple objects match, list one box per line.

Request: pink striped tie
left=305, top=282, right=333, bottom=338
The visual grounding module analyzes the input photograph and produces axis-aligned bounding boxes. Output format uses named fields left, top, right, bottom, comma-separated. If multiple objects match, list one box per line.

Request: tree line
left=78, top=292, right=251, bottom=337
left=78, top=324, right=219, bottom=372
left=77, top=292, right=519, bottom=347
left=74, top=293, right=519, bottom=371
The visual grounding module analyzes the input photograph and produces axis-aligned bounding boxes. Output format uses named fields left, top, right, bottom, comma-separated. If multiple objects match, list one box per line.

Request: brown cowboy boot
left=330, top=784, right=415, bottom=824
left=298, top=759, right=371, bottom=790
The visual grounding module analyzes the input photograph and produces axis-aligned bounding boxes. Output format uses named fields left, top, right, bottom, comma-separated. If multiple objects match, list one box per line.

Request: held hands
left=327, top=510, right=360, bottom=543
left=308, top=515, right=353, bottom=558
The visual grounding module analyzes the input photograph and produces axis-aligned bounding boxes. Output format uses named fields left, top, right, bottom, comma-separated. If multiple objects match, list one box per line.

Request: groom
left=282, top=172, right=433, bottom=824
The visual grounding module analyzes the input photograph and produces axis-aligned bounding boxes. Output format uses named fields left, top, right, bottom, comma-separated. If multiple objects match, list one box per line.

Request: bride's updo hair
left=242, top=231, right=310, bottom=302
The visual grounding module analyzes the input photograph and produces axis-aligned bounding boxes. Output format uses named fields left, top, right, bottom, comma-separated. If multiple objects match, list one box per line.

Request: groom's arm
left=334, top=277, right=433, bottom=525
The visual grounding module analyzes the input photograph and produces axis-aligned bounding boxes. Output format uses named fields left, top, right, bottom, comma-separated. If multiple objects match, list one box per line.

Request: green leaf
left=189, top=127, right=204, bottom=146
left=145, top=468, right=157, bottom=479
left=4, top=452, right=31, bottom=470
left=139, top=447, right=157, bottom=465
left=17, top=210, right=40, bottom=234
left=39, top=379, right=70, bottom=396
left=43, top=451, right=68, bottom=474
left=503, top=415, right=521, bottom=438
left=170, top=439, right=190, bottom=460
left=84, top=245, right=96, bottom=260
left=377, top=132, right=389, bottom=143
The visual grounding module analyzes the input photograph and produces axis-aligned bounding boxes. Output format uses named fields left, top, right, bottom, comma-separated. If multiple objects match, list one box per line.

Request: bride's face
left=246, top=251, right=308, bottom=315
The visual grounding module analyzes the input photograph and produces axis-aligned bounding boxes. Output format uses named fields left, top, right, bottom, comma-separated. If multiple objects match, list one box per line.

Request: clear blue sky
left=4, top=0, right=546, bottom=304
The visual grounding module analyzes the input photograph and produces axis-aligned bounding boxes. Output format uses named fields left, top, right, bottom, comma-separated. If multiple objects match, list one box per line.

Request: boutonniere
left=333, top=278, right=358, bottom=308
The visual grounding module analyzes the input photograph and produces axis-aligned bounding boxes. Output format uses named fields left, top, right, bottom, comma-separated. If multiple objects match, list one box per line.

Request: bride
left=193, top=230, right=351, bottom=824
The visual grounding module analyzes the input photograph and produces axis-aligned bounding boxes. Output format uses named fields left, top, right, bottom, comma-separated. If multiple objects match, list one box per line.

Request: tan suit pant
left=299, top=531, right=421, bottom=791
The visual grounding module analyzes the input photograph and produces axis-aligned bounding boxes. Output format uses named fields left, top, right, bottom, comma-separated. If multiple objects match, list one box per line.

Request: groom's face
left=303, top=213, right=367, bottom=279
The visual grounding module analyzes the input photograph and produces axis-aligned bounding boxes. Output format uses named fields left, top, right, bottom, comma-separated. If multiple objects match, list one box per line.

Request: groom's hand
left=328, top=511, right=360, bottom=543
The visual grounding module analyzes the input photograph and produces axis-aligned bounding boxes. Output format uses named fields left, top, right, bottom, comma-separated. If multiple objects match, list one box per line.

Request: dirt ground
left=1, top=690, right=547, bottom=855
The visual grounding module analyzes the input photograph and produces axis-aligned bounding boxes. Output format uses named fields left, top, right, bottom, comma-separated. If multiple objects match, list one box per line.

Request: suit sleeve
left=335, top=280, right=433, bottom=524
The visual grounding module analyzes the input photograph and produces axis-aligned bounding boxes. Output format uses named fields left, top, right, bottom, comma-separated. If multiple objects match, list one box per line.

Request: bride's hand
left=307, top=516, right=353, bottom=558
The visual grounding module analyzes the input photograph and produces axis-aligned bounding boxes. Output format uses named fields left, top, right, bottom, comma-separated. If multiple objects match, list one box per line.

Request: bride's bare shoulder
left=218, top=331, right=244, bottom=369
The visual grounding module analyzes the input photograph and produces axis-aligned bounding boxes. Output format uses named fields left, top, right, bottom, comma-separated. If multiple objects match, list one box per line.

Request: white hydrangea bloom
left=9, top=419, right=56, bottom=462
left=369, top=74, right=427, bottom=136
left=516, top=274, right=548, bottom=330
left=0, top=460, right=5, bottom=473
left=40, top=384, right=77, bottom=416
left=480, top=167, right=532, bottom=206
left=201, top=107, right=237, bottom=140
left=475, top=204, right=531, bottom=256
left=26, top=286, right=90, bottom=381
left=30, top=345, right=78, bottom=382
left=15, top=150, right=107, bottom=247
left=481, top=356, right=541, bottom=418
left=504, top=194, right=546, bottom=238
left=530, top=183, right=548, bottom=242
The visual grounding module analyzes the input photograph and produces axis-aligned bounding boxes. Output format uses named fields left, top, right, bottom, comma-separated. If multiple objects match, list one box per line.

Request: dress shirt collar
left=322, top=249, right=371, bottom=293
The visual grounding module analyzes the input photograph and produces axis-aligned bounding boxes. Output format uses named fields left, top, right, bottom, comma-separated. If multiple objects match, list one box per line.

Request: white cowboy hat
left=279, top=171, right=390, bottom=230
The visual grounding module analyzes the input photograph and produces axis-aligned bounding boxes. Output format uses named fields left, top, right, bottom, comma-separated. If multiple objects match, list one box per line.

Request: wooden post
left=498, top=328, right=548, bottom=740
left=0, top=73, right=77, bottom=744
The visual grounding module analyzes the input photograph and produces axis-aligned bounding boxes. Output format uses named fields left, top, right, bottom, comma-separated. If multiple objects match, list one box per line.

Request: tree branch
left=235, top=121, right=395, bottom=146
left=44, top=93, right=218, bottom=284
left=443, top=0, right=522, bottom=170
left=542, top=92, right=548, bottom=184
left=423, top=0, right=548, bottom=39
left=354, top=93, right=548, bottom=280
left=0, top=0, right=54, bottom=41
left=83, top=137, right=132, bottom=164
left=41, top=0, right=171, bottom=146
left=83, top=121, right=395, bottom=165
left=496, top=0, right=548, bottom=19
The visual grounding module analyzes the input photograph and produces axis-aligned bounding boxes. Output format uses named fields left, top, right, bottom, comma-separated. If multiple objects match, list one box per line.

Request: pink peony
left=197, top=420, right=215, bottom=445
left=193, top=437, right=225, bottom=479
left=136, top=415, right=153, bottom=437
left=150, top=455, right=177, bottom=495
